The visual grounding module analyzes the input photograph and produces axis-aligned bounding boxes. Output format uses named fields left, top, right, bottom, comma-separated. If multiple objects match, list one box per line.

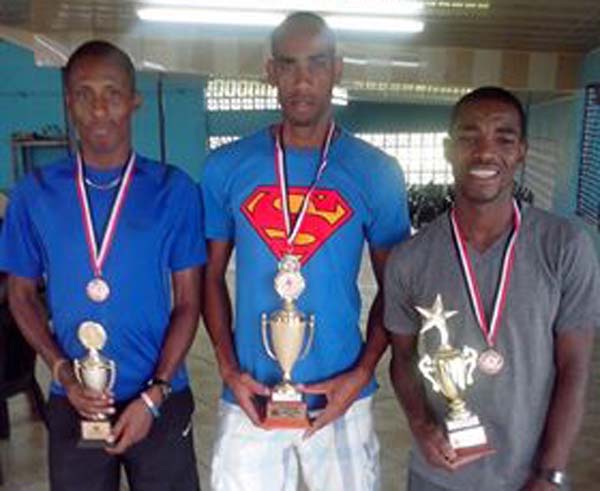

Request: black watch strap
left=147, top=378, right=172, bottom=399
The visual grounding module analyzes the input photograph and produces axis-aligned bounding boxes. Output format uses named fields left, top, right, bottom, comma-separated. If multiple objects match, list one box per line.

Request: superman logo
left=241, top=186, right=353, bottom=264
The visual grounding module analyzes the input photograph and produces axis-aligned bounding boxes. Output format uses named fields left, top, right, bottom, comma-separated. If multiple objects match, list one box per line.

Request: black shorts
left=48, top=388, right=200, bottom=491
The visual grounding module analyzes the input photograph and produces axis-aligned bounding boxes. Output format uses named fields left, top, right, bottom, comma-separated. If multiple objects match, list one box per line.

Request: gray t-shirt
left=384, top=204, right=600, bottom=490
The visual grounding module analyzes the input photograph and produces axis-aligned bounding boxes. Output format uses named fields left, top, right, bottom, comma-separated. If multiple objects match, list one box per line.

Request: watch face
left=274, top=270, right=305, bottom=301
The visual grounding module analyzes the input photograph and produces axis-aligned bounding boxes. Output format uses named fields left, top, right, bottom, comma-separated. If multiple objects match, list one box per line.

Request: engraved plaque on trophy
left=73, top=321, right=116, bottom=447
left=260, top=254, right=315, bottom=428
left=416, top=295, right=494, bottom=460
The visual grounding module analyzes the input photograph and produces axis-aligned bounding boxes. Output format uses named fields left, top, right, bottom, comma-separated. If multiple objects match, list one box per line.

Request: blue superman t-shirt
left=0, top=154, right=206, bottom=401
left=202, top=127, right=410, bottom=409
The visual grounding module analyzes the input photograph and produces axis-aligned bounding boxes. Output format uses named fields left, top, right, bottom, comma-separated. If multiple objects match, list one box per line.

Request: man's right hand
left=223, top=369, right=270, bottom=426
left=61, top=376, right=115, bottom=420
left=411, top=420, right=459, bottom=471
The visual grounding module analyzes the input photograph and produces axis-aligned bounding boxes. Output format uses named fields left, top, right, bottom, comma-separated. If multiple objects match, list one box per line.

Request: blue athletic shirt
left=0, top=154, right=206, bottom=401
left=202, top=127, right=410, bottom=409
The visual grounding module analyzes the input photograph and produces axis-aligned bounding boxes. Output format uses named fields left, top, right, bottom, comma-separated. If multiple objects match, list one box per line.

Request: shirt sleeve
left=0, top=183, right=44, bottom=278
left=384, top=243, right=421, bottom=335
left=366, top=155, right=411, bottom=250
left=168, top=176, right=207, bottom=271
left=554, top=226, right=600, bottom=333
left=200, top=153, right=235, bottom=241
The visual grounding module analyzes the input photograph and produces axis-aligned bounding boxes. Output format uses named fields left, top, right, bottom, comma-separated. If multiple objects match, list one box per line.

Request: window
left=206, top=79, right=279, bottom=112
left=206, top=78, right=348, bottom=111
left=356, top=132, right=452, bottom=185
left=577, top=84, right=600, bottom=226
left=208, top=135, right=240, bottom=150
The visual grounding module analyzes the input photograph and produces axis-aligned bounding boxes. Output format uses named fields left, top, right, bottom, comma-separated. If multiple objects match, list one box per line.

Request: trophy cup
left=416, top=295, right=494, bottom=459
left=261, top=254, right=315, bottom=428
left=73, top=321, right=116, bottom=447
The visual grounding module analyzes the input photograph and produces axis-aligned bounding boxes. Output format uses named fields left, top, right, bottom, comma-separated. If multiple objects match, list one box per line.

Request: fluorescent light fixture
left=138, top=7, right=425, bottom=34
left=327, top=16, right=423, bottom=33
left=141, top=60, right=167, bottom=71
left=142, top=1, right=424, bottom=16
left=343, top=57, right=421, bottom=68
left=138, top=8, right=285, bottom=26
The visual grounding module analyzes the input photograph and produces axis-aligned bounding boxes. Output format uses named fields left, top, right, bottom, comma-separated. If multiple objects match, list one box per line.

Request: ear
left=517, top=139, right=528, bottom=166
left=133, top=92, right=143, bottom=110
left=333, top=55, right=343, bottom=84
left=266, top=57, right=277, bottom=87
left=443, top=136, right=453, bottom=163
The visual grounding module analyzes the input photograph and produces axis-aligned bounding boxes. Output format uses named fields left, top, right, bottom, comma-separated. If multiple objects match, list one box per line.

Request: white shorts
left=210, top=396, right=380, bottom=491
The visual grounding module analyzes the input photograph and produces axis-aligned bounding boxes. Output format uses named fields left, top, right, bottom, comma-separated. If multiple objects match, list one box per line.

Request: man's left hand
left=299, top=366, right=371, bottom=438
left=521, top=477, right=560, bottom=491
left=105, top=398, right=154, bottom=455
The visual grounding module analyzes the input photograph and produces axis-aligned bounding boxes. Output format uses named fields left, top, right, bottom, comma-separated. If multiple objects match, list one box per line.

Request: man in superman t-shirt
left=202, top=12, right=410, bottom=491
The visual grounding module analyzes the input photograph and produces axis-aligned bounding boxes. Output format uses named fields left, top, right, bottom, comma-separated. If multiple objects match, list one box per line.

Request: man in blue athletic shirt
left=0, top=41, right=205, bottom=490
left=202, top=12, right=410, bottom=491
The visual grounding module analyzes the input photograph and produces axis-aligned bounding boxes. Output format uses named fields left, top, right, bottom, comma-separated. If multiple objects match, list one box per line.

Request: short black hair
left=64, top=40, right=136, bottom=93
left=450, top=86, right=527, bottom=139
left=270, top=11, right=336, bottom=57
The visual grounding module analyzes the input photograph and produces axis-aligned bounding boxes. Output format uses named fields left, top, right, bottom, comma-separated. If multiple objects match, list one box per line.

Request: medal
left=272, top=122, right=336, bottom=300
left=76, top=152, right=135, bottom=303
left=86, top=278, right=111, bottom=303
left=449, top=200, right=521, bottom=375
left=274, top=254, right=306, bottom=302
left=477, top=348, right=505, bottom=375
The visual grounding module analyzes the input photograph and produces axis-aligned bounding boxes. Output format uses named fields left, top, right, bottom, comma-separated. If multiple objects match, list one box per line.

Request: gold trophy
left=261, top=254, right=314, bottom=428
left=416, top=295, right=494, bottom=460
left=73, top=321, right=116, bottom=447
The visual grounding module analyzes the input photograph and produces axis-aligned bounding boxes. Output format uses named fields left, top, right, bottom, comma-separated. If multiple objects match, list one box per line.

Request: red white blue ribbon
left=274, top=122, right=336, bottom=249
left=75, top=152, right=135, bottom=278
left=449, top=199, right=521, bottom=346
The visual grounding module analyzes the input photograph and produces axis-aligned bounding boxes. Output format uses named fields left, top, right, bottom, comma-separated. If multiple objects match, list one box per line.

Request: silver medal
left=86, top=278, right=110, bottom=303
left=478, top=348, right=504, bottom=375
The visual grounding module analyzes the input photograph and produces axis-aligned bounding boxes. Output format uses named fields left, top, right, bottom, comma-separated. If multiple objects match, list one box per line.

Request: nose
left=473, top=136, right=495, bottom=161
left=293, top=62, right=313, bottom=87
left=90, top=94, right=108, bottom=118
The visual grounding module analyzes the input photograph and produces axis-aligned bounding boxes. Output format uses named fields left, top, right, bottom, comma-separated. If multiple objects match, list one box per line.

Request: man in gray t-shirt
left=384, top=87, right=600, bottom=491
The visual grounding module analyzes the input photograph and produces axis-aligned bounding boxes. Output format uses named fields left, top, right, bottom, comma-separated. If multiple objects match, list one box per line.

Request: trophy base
left=446, top=415, right=495, bottom=466
left=262, top=400, right=311, bottom=429
left=78, top=420, right=113, bottom=449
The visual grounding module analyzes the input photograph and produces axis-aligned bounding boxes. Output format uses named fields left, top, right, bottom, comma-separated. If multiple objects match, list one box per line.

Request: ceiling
left=0, top=0, right=598, bottom=103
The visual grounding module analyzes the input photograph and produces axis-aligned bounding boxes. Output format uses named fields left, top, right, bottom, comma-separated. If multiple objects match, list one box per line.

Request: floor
left=1, top=263, right=599, bottom=490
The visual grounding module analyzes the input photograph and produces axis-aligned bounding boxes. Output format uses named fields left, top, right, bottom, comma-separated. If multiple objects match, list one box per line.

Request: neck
left=281, top=116, right=332, bottom=149
left=453, top=196, right=514, bottom=252
left=80, top=145, right=131, bottom=170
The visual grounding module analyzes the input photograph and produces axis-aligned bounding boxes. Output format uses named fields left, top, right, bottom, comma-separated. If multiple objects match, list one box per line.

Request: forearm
left=8, top=276, right=64, bottom=369
left=356, top=292, right=389, bottom=376
left=204, top=272, right=239, bottom=379
left=390, top=340, right=434, bottom=429
left=153, top=267, right=202, bottom=382
left=153, top=302, right=201, bottom=382
left=535, top=333, right=594, bottom=470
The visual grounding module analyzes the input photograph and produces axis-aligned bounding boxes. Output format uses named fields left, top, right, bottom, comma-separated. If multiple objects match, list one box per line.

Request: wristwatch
left=147, top=378, right=172, bottom=400
left=537, top=469, right=567, bottom=487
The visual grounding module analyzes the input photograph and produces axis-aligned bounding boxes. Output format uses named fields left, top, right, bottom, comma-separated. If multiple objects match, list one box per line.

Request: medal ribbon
left=75, top=152, right=135, bottom=278
left=449, top=199, right=521, bottom=346
left=274, top=122, right=336, bottom=249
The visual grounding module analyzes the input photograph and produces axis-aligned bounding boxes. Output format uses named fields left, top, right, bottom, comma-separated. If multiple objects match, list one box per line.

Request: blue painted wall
left=0, top=39, right=452, bottom=188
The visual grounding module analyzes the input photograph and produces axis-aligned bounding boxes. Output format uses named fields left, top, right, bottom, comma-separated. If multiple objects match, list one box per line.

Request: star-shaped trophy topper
left=415, top=294, right=457, bottom=349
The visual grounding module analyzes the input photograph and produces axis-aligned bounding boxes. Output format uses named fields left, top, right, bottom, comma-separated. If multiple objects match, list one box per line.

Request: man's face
left=445, top=99, right=527, bottom=205
left=66, top=56, right=140, bottom=162
left=267, top=27, right=341, bottom=128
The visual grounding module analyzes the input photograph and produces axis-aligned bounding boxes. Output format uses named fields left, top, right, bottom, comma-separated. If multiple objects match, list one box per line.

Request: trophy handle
left=261, top=313, right=277, bottom=361
left=299, top=314, right=315, bottom=360
left=418, top=355, right=441, bottom=393
left=106, top=359, right=117, bottom=391
left=461, top=346, right=478, bottom=385
left=73, top=359, right=82, bottom=384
